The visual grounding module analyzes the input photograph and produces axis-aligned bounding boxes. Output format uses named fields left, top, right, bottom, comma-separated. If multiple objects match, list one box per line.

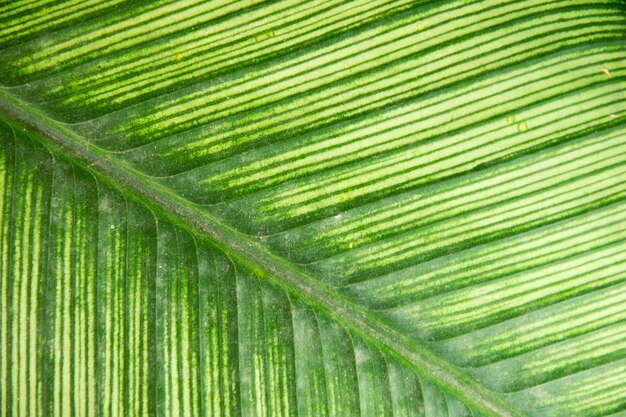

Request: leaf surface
left=1, top=1, right=626, bottom=416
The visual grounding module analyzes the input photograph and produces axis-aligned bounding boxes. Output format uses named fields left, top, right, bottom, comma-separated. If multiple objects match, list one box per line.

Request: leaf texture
left=1, top=0, right=626, bottom=416
left=0, top=125, right=481, bottom=417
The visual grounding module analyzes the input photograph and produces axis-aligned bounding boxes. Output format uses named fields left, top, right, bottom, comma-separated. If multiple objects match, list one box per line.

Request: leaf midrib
left=0, top=87, right=528, bottom=417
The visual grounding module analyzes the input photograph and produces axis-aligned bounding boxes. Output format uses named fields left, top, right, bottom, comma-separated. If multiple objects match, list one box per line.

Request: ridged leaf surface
left=1, top=1, right=625, bottom=416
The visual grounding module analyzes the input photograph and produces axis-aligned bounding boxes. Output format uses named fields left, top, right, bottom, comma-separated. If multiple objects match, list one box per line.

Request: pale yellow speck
left=175, top=53, right=183, bottom=61
left=417, top=22, right=426, bottom=31
left=506, top=115, right=516, bottom=125
left=255, top=31, right=275, bottom=42
left=600, top=67, right=611, bottom=77
left=517, top=121, right=528, bottom=133
left=348, top=243, right=354, bottom=249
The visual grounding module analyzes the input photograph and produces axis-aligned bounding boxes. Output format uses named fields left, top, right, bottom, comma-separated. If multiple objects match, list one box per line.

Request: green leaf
left=1, top=1, right=625, bottom=417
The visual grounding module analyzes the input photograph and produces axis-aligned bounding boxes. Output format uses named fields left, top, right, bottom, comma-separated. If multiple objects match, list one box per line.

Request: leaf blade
left=1, top=1, right=626, bottom=416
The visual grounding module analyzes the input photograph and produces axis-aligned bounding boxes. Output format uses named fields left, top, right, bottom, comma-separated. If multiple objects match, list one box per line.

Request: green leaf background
left=1, top=1, right=626, bottom=416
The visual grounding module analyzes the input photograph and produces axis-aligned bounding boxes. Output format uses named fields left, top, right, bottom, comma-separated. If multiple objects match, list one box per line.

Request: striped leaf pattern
left=1, top=1, right=626, bottom=416
left=0, top=126, right=480, bottom=417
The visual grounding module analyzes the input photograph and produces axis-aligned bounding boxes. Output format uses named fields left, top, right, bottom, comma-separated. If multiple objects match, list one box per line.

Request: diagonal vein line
left=0, top=87, right=529, bottom=417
